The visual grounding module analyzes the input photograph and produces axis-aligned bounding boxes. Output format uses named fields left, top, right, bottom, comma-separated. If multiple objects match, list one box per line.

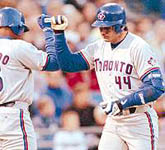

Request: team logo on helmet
left=97, top=12, right=105, bottom=20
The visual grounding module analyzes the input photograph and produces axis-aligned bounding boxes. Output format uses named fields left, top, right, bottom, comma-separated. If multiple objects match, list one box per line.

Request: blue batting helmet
left=92, top=3, right=126, bottom=33
left=0, top=7, right=29, bottom=35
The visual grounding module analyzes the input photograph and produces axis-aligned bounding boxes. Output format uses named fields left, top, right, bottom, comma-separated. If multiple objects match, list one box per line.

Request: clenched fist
left=48, top=15, right=68, bottom=31
left=38, top=14, right=51, bottom=31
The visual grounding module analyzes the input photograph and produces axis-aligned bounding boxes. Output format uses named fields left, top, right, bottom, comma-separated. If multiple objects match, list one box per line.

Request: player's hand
left=50, top=15, right=68, bottom=31
left=37, top=14, right=51, bottom=30
left=100, top=100, right=123, bottom=116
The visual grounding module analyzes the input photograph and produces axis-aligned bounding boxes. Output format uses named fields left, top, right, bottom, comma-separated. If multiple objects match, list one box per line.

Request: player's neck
left=0, top=28, right=21, bottom=39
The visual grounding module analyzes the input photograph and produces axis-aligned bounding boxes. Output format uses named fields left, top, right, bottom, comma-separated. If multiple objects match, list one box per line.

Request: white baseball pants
left=0, top=102, right=37, bottom=150
left=98, top=106, right=158, bottom=150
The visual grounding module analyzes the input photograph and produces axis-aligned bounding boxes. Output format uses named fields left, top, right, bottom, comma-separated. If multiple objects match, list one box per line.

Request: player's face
left=99, top=27, right=121, bottom=43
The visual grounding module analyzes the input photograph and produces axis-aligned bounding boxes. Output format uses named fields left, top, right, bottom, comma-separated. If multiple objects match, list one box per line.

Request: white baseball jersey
left=80, top=32, right=160, bottom=103
left=0, top=38, right=48, bottom=105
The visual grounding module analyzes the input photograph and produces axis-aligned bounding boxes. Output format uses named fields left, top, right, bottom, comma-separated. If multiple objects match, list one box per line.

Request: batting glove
left=100, top=100, right=123, bottom=116
left=37, top=14, right=51, bottom=31
left=50, top=15, right=68, bottom=31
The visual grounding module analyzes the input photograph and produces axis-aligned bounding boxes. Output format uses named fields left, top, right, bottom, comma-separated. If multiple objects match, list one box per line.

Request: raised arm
left=48, top=15, right=89, bottom=72
left=54, top=33, right=89, bottom=72
left=37, top=14, right=59, bottom=71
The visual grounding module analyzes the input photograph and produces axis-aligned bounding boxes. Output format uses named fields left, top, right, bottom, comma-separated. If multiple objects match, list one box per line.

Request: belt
left=128, top=107, right=136, bottom=114
left=118, top=105, right=152, bottom=116
left=0, top=101, right=15, bottom=107
left=0, top=101, right=29, bottom=110
left=118, top=107, right=136, bottom=116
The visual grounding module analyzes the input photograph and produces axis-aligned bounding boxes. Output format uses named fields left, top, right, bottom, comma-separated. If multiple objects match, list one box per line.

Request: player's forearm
left=120, top=85, right=164, bottom=109
left=43, top=29, right=59, bottom=71
left=54, top=33, right=89, bottom=72
left=120, top=70, right=165, bottom=109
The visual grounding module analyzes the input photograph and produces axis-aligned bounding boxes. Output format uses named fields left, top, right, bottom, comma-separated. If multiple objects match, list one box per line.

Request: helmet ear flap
left=114, top=25, right=123, bottom=33
left=113, top=24, right=126, bottom=33
left=11, top=25, right=24, bottom=35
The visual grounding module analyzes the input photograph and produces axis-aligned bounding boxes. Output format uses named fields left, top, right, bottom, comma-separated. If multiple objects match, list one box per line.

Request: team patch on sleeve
left=147, top=57, right=157, bottom=66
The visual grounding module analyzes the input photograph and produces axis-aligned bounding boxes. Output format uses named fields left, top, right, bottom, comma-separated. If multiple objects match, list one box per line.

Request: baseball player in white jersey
left=0, top=7, right=59, bottom=150
left=39, top=2, right=165, bottom=150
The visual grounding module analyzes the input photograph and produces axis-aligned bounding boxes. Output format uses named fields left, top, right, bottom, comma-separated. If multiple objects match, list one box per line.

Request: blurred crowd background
left=1, top=0, right=165, bottom=149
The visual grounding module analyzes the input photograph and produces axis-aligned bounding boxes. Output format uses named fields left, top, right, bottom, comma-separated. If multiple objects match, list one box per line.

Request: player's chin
left=103, top=38, right=109, bottom=42
left=101, top=35, right=109, bottom=42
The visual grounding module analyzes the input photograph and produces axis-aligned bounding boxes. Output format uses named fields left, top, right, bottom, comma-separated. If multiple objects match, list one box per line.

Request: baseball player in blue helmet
left=0, top=7, right=29, bottom=36
left=91, top=3, right=126, bottom=33
left=0, top=7, right=59, bottom=150
left=39, top=2, right=165, bottom=150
